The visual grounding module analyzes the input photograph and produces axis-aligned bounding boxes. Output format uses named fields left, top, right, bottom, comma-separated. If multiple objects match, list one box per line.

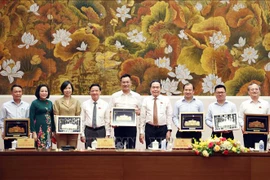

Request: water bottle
left=259, top=140, right=264, bottom=152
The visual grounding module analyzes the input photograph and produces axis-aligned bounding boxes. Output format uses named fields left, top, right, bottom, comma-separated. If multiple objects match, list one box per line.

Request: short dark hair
left=150, top=80, right=161, bottom=87
left=120, top=74, right=131, bottom=81
left=214, top=84, right=226, bottom=92
left=35, top=84, right=50, bottom=99
left=11, top=84, right=23, bottom=91
left=183, top=83, right=194, bottom=90
left=89, top=83, right=101, bottom=91
left=60, top=81, right=74, bottom=94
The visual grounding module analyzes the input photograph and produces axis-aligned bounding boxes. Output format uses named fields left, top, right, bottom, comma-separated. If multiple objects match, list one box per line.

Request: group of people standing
left=0, top=74, right=269, bottom=150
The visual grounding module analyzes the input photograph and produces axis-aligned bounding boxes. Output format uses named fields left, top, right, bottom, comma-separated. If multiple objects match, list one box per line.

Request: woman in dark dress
left=30, top=84, right=55, bottom=149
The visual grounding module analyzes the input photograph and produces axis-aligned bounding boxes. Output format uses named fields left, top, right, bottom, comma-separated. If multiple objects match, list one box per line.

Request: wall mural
left=0, top=0, right=270, bottom=95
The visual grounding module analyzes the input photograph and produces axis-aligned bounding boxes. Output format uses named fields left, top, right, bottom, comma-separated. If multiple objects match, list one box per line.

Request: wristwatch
left=167, top=129, right=172, bottom=132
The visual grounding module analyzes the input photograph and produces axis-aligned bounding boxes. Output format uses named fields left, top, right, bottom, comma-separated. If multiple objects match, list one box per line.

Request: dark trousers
left=4, top=139, right=13, bottom=149
left=243, top=134, right=267, bottom=150
left=211, top=131, right=234, bottom=140
left=85, top=126, right=105, bottom=149
left=176, top=131, right=201, bottom=143
left=114, top=126, right=136, bottom=149
left=145, top=123, right=167, bottom=149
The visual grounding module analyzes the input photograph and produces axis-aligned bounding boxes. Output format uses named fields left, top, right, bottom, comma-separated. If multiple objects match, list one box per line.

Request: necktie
left=153, top=97, right=158, bottom=125
left=92, top=102, right=97, bottom=128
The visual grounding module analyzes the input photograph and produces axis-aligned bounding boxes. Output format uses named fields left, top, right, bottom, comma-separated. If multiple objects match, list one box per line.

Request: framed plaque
left=96, top=138, right=115, bottom=149
left=111, top=107, right=136, bottom=126
left=213, top=113, right=239, bottom=132
left=179, top=112, right=204, bottom=131
left=244, top=114, right=269, bottom=134
left=56, top=116, right=82, bottom=134
left=3, top=118, right=30, bottom=139
left=173, top=138, right=192, bottom=150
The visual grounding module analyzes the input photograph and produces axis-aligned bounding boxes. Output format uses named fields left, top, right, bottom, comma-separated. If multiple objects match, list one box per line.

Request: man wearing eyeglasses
left=205, top=84, right=237, bottom=139
left=238, top=83, right=270, bottom=150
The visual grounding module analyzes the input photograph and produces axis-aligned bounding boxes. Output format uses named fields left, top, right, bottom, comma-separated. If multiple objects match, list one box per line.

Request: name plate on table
left=97, top=138, right=115, bottom=149
left=56, top=116, right=82, bottom=134
left=3, top=118, right=30, bottom=139
left=111, top=107, right=136, bottom=126
left=17, top=138, right=35, bottom=148
left=173, top=138, right=192, bottom=149
left=244, top=114, right=269, bottom=134
left=179, top=112, right=204, bottom=131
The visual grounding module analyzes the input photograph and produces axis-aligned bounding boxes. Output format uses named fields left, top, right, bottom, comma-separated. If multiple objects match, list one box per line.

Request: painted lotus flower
left=160, top=78, right=181, bottom=96
left=51, top=29, right=72, bottom=47
left=0, top=59, right=24, bottom=83
left=202, top=74, right=224, bottom=94
left=18, top=32, right=38, bottom=49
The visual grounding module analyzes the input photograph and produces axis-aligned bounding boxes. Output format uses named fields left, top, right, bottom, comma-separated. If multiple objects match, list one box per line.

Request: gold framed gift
left=56, top=116, right=82, bottom=134
left=244, top=114, right=269, bottom=134
left=3, top=118, right=30, bottom=139
left=111, top=107, right=136, bottom=126
left=179, top=112, right=204, bottom=131
left=213, top=113, right=239, bottom=132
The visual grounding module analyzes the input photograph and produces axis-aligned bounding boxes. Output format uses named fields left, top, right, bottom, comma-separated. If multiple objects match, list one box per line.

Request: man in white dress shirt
left=238, top=83, right=270, bottom=150
left=0, top=84, right=30, bottom=149
left=108, top=74, right=141, bottom=149
left=139, top=80, right=172, bottom=149
left=80, top=84, right=110, bottom=149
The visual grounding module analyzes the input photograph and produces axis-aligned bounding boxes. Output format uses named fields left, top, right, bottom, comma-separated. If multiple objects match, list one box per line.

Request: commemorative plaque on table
left=244, top=114, right=269, bottom=134
left=96, top=138, right=115, bottom=149
left=212, top=113, right=239, bottom=132
left=111, top=107, right=136, bottom=126
left=179, top=112, right=204, bottom=131
left=3, top=118, right=30, bottom=139
left=173, top=138, right=192, bottom=150
left=56, top=116, right=82, bottom=134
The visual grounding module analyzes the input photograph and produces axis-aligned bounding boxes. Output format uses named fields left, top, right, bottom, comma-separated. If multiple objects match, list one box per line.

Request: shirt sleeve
left=205, top=104, right=213, bottom=128
left=80, top=103, right=86, bottom=137
left=238, top=102, right=245, bottom=127
left=166, top=99, right=173, bottom=130
left=29, top=101, right=36, bottom=132
left=172, top=102, right=180, bottom=128
left=139, top=98, right=147, bottom=134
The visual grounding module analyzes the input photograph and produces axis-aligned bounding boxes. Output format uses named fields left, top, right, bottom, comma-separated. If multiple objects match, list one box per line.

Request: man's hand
left=135, top=108, right=141, bottom=116
left=80, top=136, right=86, bottom=143
left=139, top=134, right=144, bottom=144
left=1, top=132, right=4, bottom=140
left=166, top=131, right=171, bottom=141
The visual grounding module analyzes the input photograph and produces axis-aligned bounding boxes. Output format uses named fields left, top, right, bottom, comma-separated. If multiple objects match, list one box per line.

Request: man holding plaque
left=108, top=74, right=141, bottom=149
left=173, top=83, right=204, bottom=143
left=80, top=84, right=110, bottom=149
left=238, top=83, right=270, bottom=150
left=205, top=84, right=237, bottom=139
left=0, top=84, right=30, bottom=149
left=139, top=80, right=173, bottom=149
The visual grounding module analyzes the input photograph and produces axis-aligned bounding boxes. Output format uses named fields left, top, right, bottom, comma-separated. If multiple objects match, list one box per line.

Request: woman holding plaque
left=30, top=84, right=55, bottom=149
left=53, top=81, right=81, bottom=149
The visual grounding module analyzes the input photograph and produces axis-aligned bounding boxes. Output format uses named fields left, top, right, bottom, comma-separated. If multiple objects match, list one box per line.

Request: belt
left=146, top=123, right=166, bottom=128
left=86, top=126, right=105, bottom=130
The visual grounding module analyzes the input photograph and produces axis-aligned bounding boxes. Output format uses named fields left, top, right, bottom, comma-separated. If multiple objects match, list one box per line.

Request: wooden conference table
left=0, top=149, right=269, bottom=180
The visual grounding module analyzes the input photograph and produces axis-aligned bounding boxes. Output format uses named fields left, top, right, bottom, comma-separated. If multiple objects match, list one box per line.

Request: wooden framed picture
left=244, top=114, right=269, bottom=134
left=56, top=116, right=82, bottom=134
left=3, top=118, right=30, bottom=139
left=179, top=112, right=204, bottom=131
left=213, top=113, right=239, bottom=132
left=111, top=107, right=136, bottom=126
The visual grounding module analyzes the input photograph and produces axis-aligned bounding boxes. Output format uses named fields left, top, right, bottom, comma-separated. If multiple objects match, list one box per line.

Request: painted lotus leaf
left=226, top=8, right=254, bottom=28
left=225, top=67, right=265, bottom=96
left=177, top=46, right=206, bottom=75
left=201, top=46, right=236, bottom=82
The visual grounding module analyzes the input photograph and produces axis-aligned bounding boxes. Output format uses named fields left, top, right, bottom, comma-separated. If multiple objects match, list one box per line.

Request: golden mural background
left=0, top=0, right=270, bottom=95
